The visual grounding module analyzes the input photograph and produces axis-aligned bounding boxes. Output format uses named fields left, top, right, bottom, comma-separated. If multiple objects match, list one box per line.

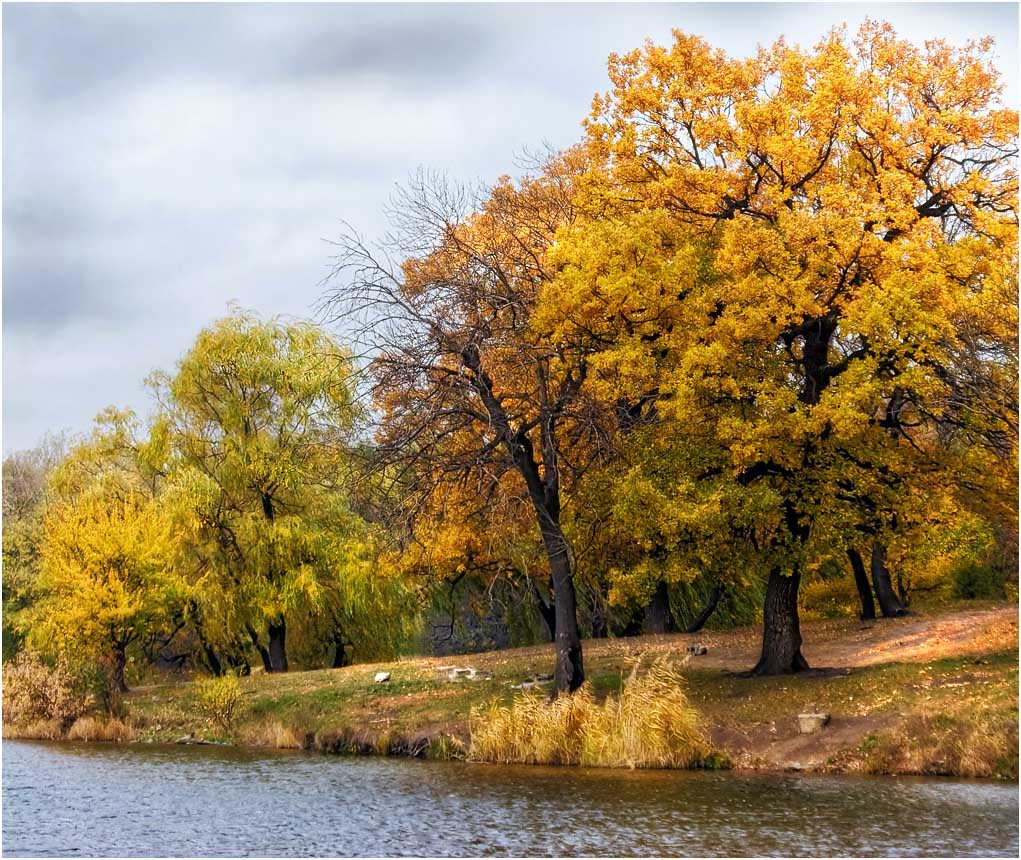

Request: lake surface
left=2, top=740, right=1018, bottom=857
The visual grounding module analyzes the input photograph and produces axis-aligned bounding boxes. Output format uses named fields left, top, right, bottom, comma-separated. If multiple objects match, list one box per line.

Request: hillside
left=111, top=602, right=1019, bottom=778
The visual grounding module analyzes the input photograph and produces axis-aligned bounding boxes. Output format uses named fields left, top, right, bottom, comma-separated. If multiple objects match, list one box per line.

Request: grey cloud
left=3, top=3, right=1017, bottom=454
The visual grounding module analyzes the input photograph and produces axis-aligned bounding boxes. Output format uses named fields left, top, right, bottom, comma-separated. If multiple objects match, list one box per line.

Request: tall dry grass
left=65, top=716, right=136, bottom=742
left=469, top=656, right=708, bottom=768
left=863, top=711, right=1018, bottom=779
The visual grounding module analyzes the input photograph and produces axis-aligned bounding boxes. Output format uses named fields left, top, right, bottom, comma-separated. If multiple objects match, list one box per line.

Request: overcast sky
left=3, top=2, right=1017, bottom=454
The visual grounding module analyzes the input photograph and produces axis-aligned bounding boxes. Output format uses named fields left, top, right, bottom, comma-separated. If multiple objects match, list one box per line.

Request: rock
left=436, top=665, right=493, bottom=682
left=796, top=712, right=831, bottom=734
left=510, top=673, right=554, bottom=690
left=686, top=645, right=708, bottom=656
left=374, top=671, right=391, bottom=683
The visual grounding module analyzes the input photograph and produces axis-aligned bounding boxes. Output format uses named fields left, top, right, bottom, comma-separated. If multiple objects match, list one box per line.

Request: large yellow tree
left=541, top=22, right=1017, bottom=672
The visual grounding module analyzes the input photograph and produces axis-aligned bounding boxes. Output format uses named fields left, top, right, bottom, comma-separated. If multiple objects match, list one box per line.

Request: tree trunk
left=113, top=643, right=129, bottom=693
left=189, top=608, right=223, bottom=676
left=589, top=595, right=608, bottom=639
left=246, top=624, right=273, bottom=673
left=643, top=580, right=677, bottom=634
left=752, top=569, right=809, bottom=675
left=871, top=542, right=905, bottom=617
left=542, top=527, right=584, bottom=694
left=847, top=548, right=877, bottom=621
left=685, top=586, right=723, bottom=634
left=331, top=635, right=351, bottom=669
left=267, top=619, right=288, bottom=673
left=532, top=580, right=557, bottom=643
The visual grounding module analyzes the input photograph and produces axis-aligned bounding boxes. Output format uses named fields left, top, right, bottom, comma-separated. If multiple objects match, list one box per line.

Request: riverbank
left=6, top=602, right=1018, bottom=779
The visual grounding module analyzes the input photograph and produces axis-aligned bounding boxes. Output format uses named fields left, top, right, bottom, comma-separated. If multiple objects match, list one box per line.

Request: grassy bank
left=6, top=603, right=1017, bottom=779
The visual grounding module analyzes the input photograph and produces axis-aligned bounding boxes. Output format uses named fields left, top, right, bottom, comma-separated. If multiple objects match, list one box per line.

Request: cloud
left=3, top=3, right=1017, bottom=453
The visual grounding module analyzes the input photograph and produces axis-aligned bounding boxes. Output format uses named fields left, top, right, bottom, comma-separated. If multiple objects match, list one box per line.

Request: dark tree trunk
left=331, top=640, right=349, bottom=669
left=113, top=643, right=129, bottom=693
left=871, top=542, right=905, bottom=617
left=267, top=619, right=288, bottom=673
left=533, top=580, right=557, bottom=643
left=246, top=624, right=273, bottom=673
left=543, top=527, right=584, bottom=694
left=643, top=580, right=677, bottom=634
left=589, top=597, right=609, bottom=639
left=225, top=651, right=251, bottom=676
left=685, top=586, right=723, bottom=634
left=752, top=569, right=809, bottom=675
left=847, top=548, right=877, bottom=621
left=189, top=608, right=223, bottom=676
left=617, top=606, right=645, bottom=637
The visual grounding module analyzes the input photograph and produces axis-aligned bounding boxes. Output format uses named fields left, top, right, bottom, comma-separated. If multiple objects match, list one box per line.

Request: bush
left=195, top=672, right=243, bottom=733
left=1, top=651, right=93, bottom=729
left=953, top=563, right=1007, bottom=601
left=469, top=656, right=708, bottom=768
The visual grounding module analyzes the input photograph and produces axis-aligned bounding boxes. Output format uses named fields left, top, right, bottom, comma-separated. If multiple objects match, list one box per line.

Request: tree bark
left=643, top=580, right=677, bottom=634
left=113, top=643, right=129, bottom=693
left=847, top=548, right=877, bottom=621
left=543, top=526, right=584, bottom=693
left=532, top=580, right=557, bottom=643
left=331, top=637, right=351, bottom=669
left=871, top=542, right=905, bottom=617
left=751, top=569, right=809, bottom=675
left=685, top=586, right=723, bottom=633
left=267, top=618, right=288, bottom=673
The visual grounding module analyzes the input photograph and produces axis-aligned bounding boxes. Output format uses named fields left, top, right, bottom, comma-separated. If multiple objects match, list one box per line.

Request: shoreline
left=4, top=603, right=1018, bottom=781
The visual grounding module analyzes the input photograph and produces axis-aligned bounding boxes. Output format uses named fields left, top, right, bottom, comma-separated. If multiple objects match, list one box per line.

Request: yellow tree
left=27, top=413, right=179, bottom=691
left=541, top=22, right=1017, bottom=672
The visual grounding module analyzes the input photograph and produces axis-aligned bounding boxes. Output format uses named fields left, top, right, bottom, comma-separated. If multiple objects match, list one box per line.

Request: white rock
left=374, top=671, right=391, bottom=683
left=796, top=713, right=830, bottom=734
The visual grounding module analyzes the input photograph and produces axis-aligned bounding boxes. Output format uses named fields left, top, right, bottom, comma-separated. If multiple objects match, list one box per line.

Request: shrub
left=1, top=651, right=93, bottom=729
left=953, top=563, right=1007, bottom=601
left=195, top=672, right=243, bottom=734
left=469, top=656, right=708, bottom=768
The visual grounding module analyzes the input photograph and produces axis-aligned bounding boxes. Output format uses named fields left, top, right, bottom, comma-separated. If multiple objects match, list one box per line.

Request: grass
left=18, top=602, right=1017, bottom=778
left=469, top=656, right=708, bottom=767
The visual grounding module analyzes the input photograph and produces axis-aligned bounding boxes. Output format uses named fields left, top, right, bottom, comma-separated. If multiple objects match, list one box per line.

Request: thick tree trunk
left=643, top=580, right=677, bottom=634
left=685, top=586, right=723, bottom=634
left=847, top=548, right=877, bottom=621
left=542, top=528, right=584, bottom=694
left=332, top=638, right=350, bottom=669
left=267, top=619, right=288, bottom=673
left=871, top=542, right=905, bottom=618
left=752, top=569, right=809, bottom=675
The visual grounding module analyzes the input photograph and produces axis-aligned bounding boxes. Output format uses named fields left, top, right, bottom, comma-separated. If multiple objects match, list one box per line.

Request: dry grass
left=240, top=718, right=304, bottom=749
left=2, top=718, right=64, bottom=740
left=862, top=711, right=1018, bottom=779
left=65, top=716, right=136, bottom=742
left=469, top=656, right=708, bottom=768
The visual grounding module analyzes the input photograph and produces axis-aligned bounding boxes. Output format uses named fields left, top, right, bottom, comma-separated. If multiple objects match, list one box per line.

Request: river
left=2, top=740, right=1017, bottom=857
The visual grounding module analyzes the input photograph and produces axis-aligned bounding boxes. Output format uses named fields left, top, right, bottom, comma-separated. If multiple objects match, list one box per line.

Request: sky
left=3, top=2, right=1018, bottom=455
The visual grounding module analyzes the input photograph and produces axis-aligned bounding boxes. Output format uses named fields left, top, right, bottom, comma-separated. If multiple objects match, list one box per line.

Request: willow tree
left=542, top=22, right=1017, bottom=673
left=322, top=153, right=612, bottom=692
left=149, top=312, right=372, bottom=673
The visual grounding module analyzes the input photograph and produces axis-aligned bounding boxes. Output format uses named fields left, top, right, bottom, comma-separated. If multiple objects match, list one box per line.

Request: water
left=2, top=740, right=1017, bottom=857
